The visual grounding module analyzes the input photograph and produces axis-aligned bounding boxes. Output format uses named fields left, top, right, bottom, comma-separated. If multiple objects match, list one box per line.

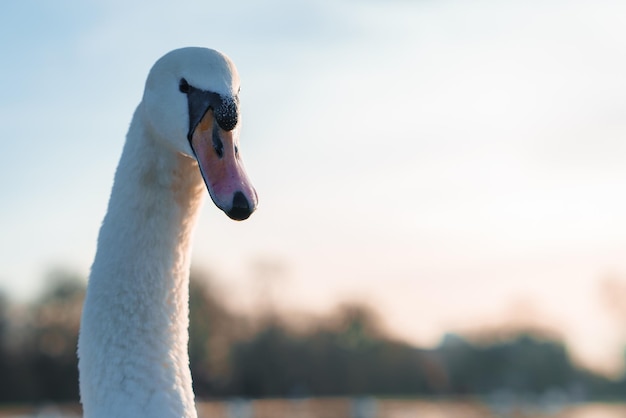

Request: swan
left=77, top=47, right=258, bottom=418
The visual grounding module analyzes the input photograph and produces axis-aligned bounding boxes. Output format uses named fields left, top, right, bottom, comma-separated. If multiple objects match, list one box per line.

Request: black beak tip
left=226, top=191, right=253, bottom=221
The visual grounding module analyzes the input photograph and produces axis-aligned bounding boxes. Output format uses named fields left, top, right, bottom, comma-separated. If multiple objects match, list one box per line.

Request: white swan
left=77, top=47, right=258, bottom=418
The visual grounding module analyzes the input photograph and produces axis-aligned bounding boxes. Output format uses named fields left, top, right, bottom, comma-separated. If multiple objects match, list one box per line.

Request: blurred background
left=1, top=0, right=626, bottom=416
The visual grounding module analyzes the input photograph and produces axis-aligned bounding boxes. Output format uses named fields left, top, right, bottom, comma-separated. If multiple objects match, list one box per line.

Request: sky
left=1, top=0, right=626, bottom=375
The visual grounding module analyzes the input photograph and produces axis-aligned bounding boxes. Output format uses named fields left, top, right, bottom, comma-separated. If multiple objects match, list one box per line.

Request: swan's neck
left=78, top=107, right=204, bottom=418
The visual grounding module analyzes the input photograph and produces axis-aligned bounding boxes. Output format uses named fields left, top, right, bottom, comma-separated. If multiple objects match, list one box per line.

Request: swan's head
left=142, top=47, right=257, bottom=220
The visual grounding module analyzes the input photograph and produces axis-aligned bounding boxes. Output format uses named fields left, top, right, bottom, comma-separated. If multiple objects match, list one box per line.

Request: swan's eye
left=234, top=145, right=239, bottom=158
left=179, top=78, right=190, bottom=93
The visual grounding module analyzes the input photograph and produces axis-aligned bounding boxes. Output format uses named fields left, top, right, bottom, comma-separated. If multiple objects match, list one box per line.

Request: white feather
left=78, top=47, right=244, bottom=418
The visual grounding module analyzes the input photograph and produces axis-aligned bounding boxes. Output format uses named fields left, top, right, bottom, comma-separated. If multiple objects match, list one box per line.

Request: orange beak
left=190, top=109, right=257, bottom=220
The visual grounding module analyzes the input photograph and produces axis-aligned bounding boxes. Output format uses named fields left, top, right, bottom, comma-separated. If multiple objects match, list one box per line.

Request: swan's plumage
left=78, top=47, right=257, bottom=418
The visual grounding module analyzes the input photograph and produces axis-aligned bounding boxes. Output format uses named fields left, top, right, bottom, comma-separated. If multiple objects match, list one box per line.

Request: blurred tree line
left=1, top=269, right=626, bottom=404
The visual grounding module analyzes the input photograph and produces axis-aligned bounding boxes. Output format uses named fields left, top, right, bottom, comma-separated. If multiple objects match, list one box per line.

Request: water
left=2, top=399, right=626, bottom=418
left=197, top=399, right=626, bottom=418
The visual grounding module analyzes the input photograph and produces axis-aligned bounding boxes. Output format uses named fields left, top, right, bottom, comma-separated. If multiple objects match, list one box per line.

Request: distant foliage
left=224, top=306, right=433, bottom=397
left=0, top=269, right=624, bottom=403
left=0, top=271, right=83, bottom=402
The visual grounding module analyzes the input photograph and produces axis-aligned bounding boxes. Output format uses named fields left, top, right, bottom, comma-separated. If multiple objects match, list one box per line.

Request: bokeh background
left=1, top=0, right=626, bottom=413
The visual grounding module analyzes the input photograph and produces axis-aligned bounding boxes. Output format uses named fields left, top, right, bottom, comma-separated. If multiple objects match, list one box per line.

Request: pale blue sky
left=2, top=0, right=626, bottom=374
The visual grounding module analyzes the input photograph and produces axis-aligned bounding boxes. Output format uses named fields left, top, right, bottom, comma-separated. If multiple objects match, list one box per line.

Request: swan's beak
left=189, top=109, right=258, bottom=220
